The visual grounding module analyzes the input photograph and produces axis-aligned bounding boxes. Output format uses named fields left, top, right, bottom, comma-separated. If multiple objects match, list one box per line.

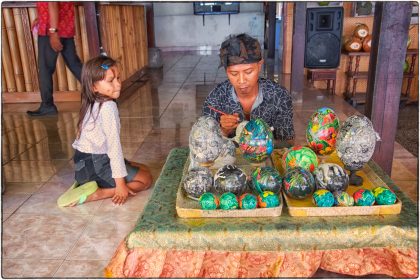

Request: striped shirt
left=72, top=101, right=127, bottom=178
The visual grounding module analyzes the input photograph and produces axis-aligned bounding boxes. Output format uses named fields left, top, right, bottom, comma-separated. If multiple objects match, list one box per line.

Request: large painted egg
left=372, top=186, right=397, bottom=205
left=282, top=167, right=315, bottom=200
left=306, top=107, right=340, bottom=155
left=251, top=166, right=282, bottom=194
left=239, top=118, right=274, bottom=164
left=312, top=189, right=335, bottom=207
left=189, top=116, right=224, bottom=166
left=213, top=165, right=247, bottom=195
left=313, top=163, right=349, bottom=193
left=239, top=193, right=258, bottom=209
left=182, top=167, right=213, bottom=199
left=199, top=192, right=219, bottom=210
left=336, top=115, right=379, bottom=171
left=257, top=191, right=280, bottom=208
left=220, top=192, right=239, bottom=210
left=282, top=146, right=319, bottom=173
left=353, top=189, right=375, bottom=206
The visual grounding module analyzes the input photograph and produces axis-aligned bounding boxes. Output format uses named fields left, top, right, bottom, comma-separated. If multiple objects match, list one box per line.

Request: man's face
left=226, top=60, right=263, bottom=96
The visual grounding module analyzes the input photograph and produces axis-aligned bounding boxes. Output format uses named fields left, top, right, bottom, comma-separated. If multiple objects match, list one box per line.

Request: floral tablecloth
left=105, top=148, right=418, bottom=278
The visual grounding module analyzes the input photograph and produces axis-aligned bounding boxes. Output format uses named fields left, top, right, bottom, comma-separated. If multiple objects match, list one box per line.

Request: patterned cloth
left=104, top=148, right=418, bottom=278
left=37, top=2, right=75, bottom=37
left=72, top=101, right=127, bottom=178
left=202, top=78, right=295, bottom=140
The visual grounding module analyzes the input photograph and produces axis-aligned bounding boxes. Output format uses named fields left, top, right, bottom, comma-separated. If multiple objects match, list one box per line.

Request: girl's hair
left=76, top=56, right=117, bottom=138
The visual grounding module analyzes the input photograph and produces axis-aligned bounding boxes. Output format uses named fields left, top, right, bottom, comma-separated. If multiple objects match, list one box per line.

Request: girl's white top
left=72, top=101, right=128, bottom=178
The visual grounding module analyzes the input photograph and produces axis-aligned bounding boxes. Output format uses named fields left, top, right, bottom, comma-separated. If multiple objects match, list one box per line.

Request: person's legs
left=60, top=38, right=83, bottom=81
left=27, top=36, right=59, bottom=116
left=126, top=162, right=153, bottom=192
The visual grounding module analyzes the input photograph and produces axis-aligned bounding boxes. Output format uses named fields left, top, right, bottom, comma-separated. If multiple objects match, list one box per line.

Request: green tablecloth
left=127, top=148, right=417, bottom=252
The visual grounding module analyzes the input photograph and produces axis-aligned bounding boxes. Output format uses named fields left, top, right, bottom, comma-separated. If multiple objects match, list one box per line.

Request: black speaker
left=304, top=7, right=344, bottom=69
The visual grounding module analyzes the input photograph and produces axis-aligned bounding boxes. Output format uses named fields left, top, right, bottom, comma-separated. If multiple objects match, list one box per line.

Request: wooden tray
left=176, top=149, right=283, bottom=218
left=272, top=149, right=402, bottom=217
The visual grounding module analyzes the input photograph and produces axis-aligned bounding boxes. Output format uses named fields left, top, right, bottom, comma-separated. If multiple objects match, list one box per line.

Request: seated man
left=202, top=33, right=295, bottom=147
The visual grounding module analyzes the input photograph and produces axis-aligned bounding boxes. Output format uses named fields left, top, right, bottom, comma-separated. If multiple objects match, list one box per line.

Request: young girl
left=58, top=56, right=152, bottom=207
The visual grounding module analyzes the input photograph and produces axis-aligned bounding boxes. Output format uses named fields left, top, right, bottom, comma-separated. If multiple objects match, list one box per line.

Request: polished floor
left=2, top=51, right=418, bottom=278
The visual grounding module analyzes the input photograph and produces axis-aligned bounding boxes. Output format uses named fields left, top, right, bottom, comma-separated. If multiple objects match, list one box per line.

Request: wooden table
left=105, top=148, right=418, bottom=278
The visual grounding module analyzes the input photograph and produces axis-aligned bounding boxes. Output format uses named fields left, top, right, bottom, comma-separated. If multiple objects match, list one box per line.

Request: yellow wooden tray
left=176, top=149, right=283, bottom=218
left=272, top=149, right=402, bottom=217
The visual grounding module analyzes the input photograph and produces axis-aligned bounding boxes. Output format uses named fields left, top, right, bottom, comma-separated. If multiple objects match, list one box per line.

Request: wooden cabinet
left=343, top=49, right=418, bottom=107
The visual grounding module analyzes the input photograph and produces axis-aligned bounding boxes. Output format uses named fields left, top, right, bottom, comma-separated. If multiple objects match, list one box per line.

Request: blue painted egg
left=251, top=166, right=282, bottom=194
left=312, top=189, right=335, bottom=207
left=283, top=167, right=315, bottom=199
left=239, top=118, right=274, bottom=164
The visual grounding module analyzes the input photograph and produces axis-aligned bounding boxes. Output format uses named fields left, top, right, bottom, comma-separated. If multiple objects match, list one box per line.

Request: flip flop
left=57, top=181, right=98, bottom=207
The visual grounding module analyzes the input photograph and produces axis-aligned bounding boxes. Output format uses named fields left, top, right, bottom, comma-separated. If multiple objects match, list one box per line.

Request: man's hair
left=219, top=33, right=262, bottom=68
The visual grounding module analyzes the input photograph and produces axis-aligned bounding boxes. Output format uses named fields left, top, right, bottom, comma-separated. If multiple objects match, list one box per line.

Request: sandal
left=57, top=181, right=98, bottom=207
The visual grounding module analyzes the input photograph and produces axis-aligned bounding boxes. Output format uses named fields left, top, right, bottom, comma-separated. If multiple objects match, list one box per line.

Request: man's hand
left=49, top=33, right=63, bottom=52
left=220, top=113, right=239, bottom=136
left=112, top=179, right=135, bottom=205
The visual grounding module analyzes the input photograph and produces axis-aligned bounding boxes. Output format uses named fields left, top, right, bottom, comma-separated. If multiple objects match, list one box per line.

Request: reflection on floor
left=2, top=51, right=418, bottom=278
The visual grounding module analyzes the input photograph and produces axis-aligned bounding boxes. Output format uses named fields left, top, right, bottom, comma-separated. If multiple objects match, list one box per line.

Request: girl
left=58, top=56, right=152, bottom=207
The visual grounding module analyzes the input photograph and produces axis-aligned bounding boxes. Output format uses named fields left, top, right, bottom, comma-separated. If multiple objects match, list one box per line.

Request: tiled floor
left=2, top=51, right=418, bottom=278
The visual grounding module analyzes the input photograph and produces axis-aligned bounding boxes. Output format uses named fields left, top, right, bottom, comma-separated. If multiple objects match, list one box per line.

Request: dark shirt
left=202, top=78, right=295, bottom=140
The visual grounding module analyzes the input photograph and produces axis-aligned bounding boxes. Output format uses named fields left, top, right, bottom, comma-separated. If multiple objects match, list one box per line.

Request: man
left=27, top=2, right=83, bottom=116
left=202, top=33, right=295, bottom=147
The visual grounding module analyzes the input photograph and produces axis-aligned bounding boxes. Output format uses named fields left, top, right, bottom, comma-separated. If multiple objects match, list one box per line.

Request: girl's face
left=92, top=66, right=121, bottom=99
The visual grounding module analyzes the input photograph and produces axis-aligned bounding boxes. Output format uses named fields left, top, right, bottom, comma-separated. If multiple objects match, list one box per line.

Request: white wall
left=154, top=3, right=264, bottom=50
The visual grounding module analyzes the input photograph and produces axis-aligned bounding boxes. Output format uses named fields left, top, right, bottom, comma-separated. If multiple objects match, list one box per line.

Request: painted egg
left=306, top=107, right=340, bottom=155
left=182, top=167, right=213, bottom=199
left=213, top=165, right=247, bottom=195
left=189, top=116, right=224, bottom=165
left=336, top=115, right=379, bottom=172
left=238, top=193, right=258, bottom=209
left=220, top=192, right=239, bottom=210
left=312, top=189, right=335, bottom=207
left=282, top=145, right=319, bottom=173
left=251, top=166, right=282, bottom=194
left=353, top=189, right=375, bottom=206
left=257, top=191, right=280, bottom=208
left=334, top=191, right=354, bottom=206
left=372, top=186, right=397, bottom=205
left=283, top=167, right=315, bottom=200
left=199, top=192, right=219, bottom=210
left=239, top=118, right=274, bottom=164
left=314, top=163, right=349, bottom=193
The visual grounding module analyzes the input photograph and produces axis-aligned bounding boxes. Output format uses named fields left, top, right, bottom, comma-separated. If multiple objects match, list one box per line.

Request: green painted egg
left=199, top=192, right=219, bottom=210
left=220, top=192, right=239, bottom=210
left=306, top=107, right=340, bottom=156
left=257, top=191, right=280, bottom=208
left=239, top=118, right=274, bottom=164
left=334, top=191, right=354, bottom=206
left=238, top=193, right=258, bottom=209
left=282, top=146, right=319, bottom=173
left=353, top=189, right=375, bottom=206
left=283, top=167, right=315, bottom=200
left=251, top=166, right=282, bottom=194
left=312, top=189, right=335, bottom=207
left=372, top=186, right=397, bottom=205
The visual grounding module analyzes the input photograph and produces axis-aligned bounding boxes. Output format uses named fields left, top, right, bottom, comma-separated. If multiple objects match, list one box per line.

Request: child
left=58, top=56, right=152, bottom=207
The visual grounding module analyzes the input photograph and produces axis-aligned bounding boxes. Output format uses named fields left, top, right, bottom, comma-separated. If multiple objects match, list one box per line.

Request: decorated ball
left=306, top=107, right=340, bottom=155
left=257, top=191, right=280, bottom=208
left=189, top=116, right=224, bottom=165
left=282, top=145, right=319, bottom=173
left=336, top=115, right=379, bottom=171
left=334, top=191, right=354, bottom=206
left=239, top=118, right=274, bottom=164
left=312, top=189, right=335, bottom=207
left=251, top=166, right=282, bottom=194
left=314, top=163, right=349, bottom=193
left=213, top=165, right=247, bottom=195
left=220, top=192, right=239, bottom=210
left=283, top=167, right=315, bottom=200
left=372, top=186, right=397, bottom=205
left=182, top=167, right=213, bottom=199
left=353, top=189, right=375, bottom=206
left=238, top=193, right=258, bottom=209
left=199, top=192, right=219, bottom=210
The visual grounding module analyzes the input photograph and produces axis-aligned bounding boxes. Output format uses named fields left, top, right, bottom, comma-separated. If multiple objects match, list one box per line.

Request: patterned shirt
left=202, top=78, right=295, bottom=140
left=72, top=101, right=128, bottom=178
left=37, top=2, right=75, bottom=38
